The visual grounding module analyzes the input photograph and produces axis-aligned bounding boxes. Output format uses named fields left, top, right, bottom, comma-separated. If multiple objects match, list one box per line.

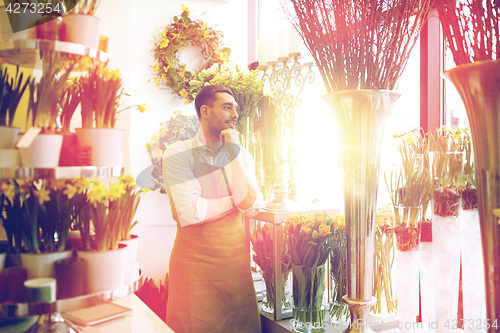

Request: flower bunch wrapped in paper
left=250, top=222, right=292, bottom=313
left=372, top=204, right=396, bottom=316
left=329, top=214, right=350, bottom=323
left=285, top=212, right=335, bottom=331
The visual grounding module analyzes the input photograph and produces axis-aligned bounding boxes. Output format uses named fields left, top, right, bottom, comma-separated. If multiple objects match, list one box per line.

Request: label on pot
left=16, top=128, right=41, bottom=149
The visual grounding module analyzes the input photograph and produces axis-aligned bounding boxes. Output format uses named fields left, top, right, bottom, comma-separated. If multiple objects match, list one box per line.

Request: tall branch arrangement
left=436, top=0, right=499, bottom=65
left=282, top=0, right=433, bottom=92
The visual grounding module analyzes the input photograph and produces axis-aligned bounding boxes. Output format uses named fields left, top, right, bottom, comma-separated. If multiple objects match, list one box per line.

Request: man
left=163, top=85, right=264, bottom=333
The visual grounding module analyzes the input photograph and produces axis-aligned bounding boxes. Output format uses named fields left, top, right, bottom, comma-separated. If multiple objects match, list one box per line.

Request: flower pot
left=322, top=90, right=400, bottom=328
left=0, top=126, right=20, bottom=149
left=18, top=133, right=63, bottom=168
left=55, top=256, right=86, bottom=299
left=292, top=264, right=326, bottom=333
left=58, top=132, right=92, bottom=166
left=35, top=15, right=63, bottom=41
left=0, top=149, right=20, bottom=167
left=20, top=249, right=73, bottom=280
left=444, top=60, right=500, bottom=330
left=118, top=234, right=139, bottom=262
left=75, top=128, right=123, bottom=166
left=61, top=14, right=101, bottom=49
left=77, top=243, right=128, bottom=294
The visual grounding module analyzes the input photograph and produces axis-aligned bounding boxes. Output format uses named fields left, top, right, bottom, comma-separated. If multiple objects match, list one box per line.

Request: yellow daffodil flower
left=204, top=30, right=209, bottom=39
left=178, top=71, right=185, bottom=78
left=155, top=78, right=160, bottom=88
left=203, top=22, right=208, bottom=29
left=64, top=184, right=78, bottom=199
left=137, top=104, right=147, bottom=113
left=74, top=178, right=91, bottom=193
left=160, top=127, right=169, bottom=136
left=181, top=4, right=191, bottom=14
left=164, top=142, right=170, bottom=149
left=173, top=110, right=182, bottom=116
left=184, top=100, right=192, bottom=105
left=119, top=174, right=135, bottom=185
left=170, top=33, right=179, bottom=40
left=108, top=182, right=126, bottom=201
left=88, top=184, right=107, bottom=205
left=179, top=89, right=188, bottom=97
left=162, top=74, right=167, bottom=83
left=405, top=135, right=415, bottom=144
left=153, top=63, right=159, bottom=73
left=33, top=188, right=51, bottom=205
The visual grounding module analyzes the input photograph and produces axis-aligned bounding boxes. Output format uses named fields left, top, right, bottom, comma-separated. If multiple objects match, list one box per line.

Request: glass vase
left=322, top=90, right=400, bottom=332
left=393, top=205, right=422, bottom=333
left=444, top=61, right=500, bottom=331
left=329, top=231, right=350, bottom=324
left=262, top=270, right=292, bottom=314
left=291, top=264, right=326, bottom=333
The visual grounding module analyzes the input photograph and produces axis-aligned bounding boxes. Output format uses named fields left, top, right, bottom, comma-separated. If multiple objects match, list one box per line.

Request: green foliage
left=146, top=111, right=200, bottom=193
left=0, top=66, right=30, bottom=127
left=135, top=274, right=169, bottom=323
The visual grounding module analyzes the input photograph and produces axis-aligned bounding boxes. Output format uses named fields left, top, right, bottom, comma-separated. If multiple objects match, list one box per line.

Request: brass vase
left=444, top=60, right=500, bottom=332
left=322, top=90, right=400, bottom=333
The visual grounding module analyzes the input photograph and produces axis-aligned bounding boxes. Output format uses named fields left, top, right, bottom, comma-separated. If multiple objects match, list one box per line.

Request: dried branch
left=436, top=0, right=500, bottom=65
left=282, top=0, right=433, bottom=92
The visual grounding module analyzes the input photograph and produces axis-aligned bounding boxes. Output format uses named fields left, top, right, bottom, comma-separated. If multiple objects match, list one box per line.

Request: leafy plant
left=59, top=81, right=80, bottom=133
left=0, top=66, right=30, bottom=127
left=135, top=274, right=169, bottom=322
left=146, top=110, right=199, bottom=193
left=28, top=53, right=75, bottom=132
left=188, top=62, right=264, bottom=130
left=78, top=62, right=124, bottom=128
left=62, top=0, right=100, bottom=15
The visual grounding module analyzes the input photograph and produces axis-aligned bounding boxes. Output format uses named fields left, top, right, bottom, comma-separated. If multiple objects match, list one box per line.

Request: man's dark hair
left=194, top=85, right=233, bottom=119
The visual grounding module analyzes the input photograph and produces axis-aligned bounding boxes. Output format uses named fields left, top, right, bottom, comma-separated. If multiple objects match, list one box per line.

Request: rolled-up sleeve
left=163, top=141, right=208, bottom=227
left=237, top=148, right=266, bottom=216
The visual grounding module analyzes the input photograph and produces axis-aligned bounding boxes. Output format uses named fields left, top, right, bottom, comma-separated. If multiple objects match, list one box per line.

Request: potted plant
left=0, top=66, right=29, bottom=150
left=75, top=62, right=125, bottom=167
left=20, top=53, right=75, bottom=168
left=60, top=0, right=102, bottom=49
left=0, top=179, right=74, bottom=279
left=76, top=177, right=145, bottom=293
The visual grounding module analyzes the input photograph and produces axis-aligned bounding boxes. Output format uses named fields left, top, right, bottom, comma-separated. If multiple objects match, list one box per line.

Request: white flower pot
left=77, top=244, right=128, bottom=294
left=19, top=133, right=63, bottom=168
left=0, top=126, right=20, bottom=149
left=0, top=149, right=20, bottom=167
left=20, top=249, right=73, bottom=280
left=75, top=128, right=123, bottom=167
left=61, top=14, right=101, bottom=49
left=119, top=234, right=139, bottom=262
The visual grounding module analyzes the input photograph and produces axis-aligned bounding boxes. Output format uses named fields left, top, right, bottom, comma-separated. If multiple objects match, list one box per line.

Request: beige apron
left=165, top=141, right=261, bottom=333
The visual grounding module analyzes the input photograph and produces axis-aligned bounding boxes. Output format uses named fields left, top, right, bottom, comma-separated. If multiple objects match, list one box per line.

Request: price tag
left=16, top=127, right=41, bottom=148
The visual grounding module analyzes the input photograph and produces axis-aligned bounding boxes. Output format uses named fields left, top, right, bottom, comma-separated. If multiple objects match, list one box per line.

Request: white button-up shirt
left=163, top=132, right=265, bottom=227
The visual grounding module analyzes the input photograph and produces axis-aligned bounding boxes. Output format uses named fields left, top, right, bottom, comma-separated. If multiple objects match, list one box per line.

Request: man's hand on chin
left=220, top=129, right=240, bottom=159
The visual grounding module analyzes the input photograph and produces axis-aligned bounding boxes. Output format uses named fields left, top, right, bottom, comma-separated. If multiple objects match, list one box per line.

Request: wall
left=95, top=0, right=249, bottom=284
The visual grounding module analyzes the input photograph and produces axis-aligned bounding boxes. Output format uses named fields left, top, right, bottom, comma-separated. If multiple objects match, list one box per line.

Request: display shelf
left=0, top=38, right=108, bottom=69
left=0, top=166, right=124, bottom=179
left=0, top=271, right=141, bottom=319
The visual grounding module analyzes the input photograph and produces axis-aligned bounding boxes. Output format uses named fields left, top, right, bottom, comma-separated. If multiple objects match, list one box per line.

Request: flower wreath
left=150, top=5, right=231, bottom=103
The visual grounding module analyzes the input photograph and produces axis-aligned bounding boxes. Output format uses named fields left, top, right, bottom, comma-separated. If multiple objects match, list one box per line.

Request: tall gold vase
left=322, top=90, right=400, bottom=333
left=444, top=60, right=500, bottom=332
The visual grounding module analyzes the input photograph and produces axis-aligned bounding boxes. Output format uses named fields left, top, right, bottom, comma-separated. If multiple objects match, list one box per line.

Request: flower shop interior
left=0, top=0, right=499, bottom=333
